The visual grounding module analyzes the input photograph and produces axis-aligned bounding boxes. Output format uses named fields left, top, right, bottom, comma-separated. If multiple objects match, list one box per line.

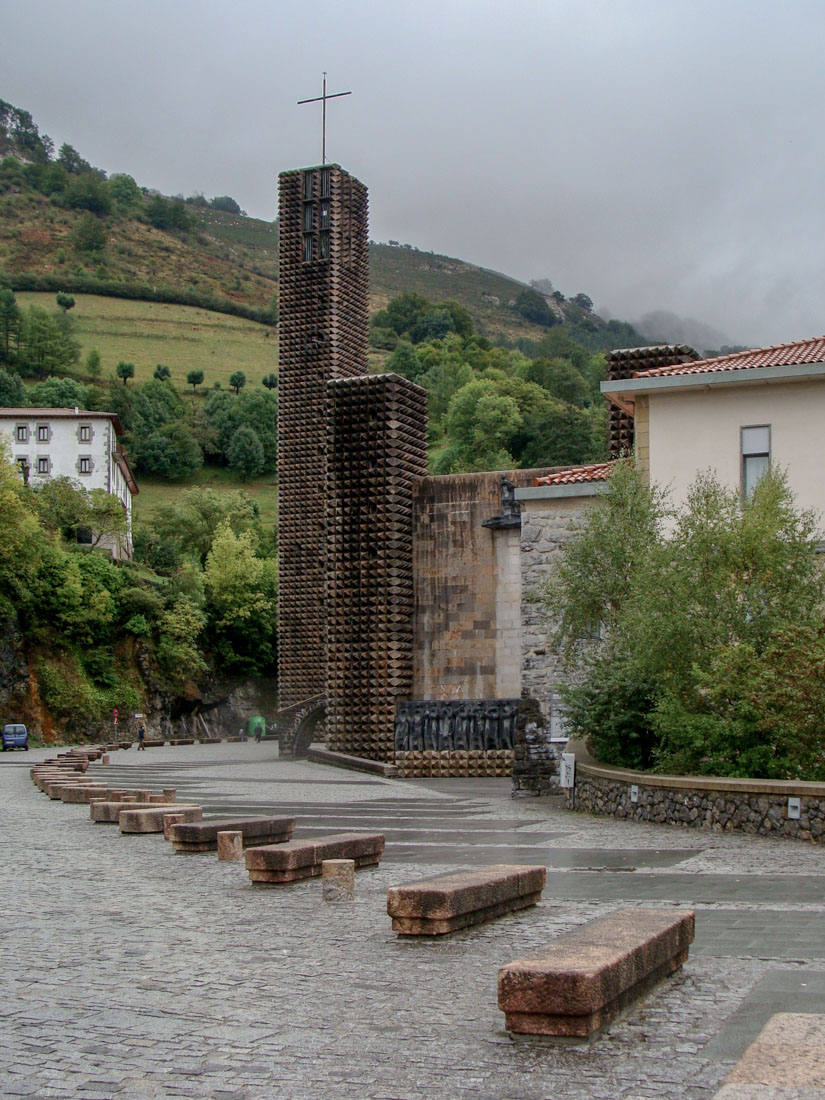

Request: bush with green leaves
left=546, top=461, right=825, bottom=779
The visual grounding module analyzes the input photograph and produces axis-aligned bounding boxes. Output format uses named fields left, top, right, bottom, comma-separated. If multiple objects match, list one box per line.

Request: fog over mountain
left=5, top=0, right=825, bottom=348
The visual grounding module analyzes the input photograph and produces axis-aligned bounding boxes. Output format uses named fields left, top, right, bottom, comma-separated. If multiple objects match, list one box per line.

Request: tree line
left=372, top=291, right=608, bottom=472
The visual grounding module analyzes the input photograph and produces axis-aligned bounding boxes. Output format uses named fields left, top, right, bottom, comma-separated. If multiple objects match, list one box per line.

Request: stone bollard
left=322, top=859, right=355, bottom=902
left=217, top=831, right=244, bottom=862
left=102, top=754, right=110, bottom=765
left=163, top=812, right=186, bottom=841
left=162, top=788, right=177, bottom=803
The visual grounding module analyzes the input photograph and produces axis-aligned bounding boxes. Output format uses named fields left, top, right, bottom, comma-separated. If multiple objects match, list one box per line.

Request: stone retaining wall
left=567, top=763, right=825, bottom=843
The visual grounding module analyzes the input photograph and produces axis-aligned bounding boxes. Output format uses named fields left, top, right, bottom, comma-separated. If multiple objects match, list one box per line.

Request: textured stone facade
left=518, top=493, right=600, bottom=718
left=568, top=764, right=825, bottom=843
left=277, top=164, right=369, bottom=726
left=326, top=374, right=428, bottom=760
left=412, top=469, right=555, bottom=703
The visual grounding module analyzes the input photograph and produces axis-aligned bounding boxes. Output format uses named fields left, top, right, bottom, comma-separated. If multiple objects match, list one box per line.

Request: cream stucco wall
left=647, top=379, right=825, bottom=521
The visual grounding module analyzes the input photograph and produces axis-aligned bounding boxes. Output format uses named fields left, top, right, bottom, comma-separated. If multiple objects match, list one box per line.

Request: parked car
left=1, top=723, right=28, bottom=751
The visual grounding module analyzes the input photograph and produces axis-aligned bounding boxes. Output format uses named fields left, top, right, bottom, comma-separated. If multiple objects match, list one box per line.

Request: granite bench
left=44, top=778, right=99, bottom=798
left=713, top=1012, right=825, bottom=1098
left=245, top=832, right=385, bottom=884
left=387, top=864, right=547, bottom=936
left=32, top=767, right=85, bottom=786
left=497, top=907, right=695, bottom=1038
left=59, top=784, right=112, bottom=804
left=91, top=799, right=174, bottom=823
left=169, top=816, right=296, bottom=852
left=118, top=805, right=202, bottom=834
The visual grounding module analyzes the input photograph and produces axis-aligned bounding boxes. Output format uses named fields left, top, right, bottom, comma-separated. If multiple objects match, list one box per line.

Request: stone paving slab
left=3, top=743, right=825, bottom=1097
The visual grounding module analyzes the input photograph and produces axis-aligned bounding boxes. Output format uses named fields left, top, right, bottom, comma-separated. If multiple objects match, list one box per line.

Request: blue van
left=1, top=724, right=28, bottom=751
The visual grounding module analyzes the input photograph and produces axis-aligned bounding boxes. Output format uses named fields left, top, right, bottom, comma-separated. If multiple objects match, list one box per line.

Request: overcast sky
left=5, top=0, right=825, bottom=346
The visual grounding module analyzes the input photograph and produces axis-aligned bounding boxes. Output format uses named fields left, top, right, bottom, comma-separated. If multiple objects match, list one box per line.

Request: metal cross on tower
left=297, top=72, right=352, bottom=165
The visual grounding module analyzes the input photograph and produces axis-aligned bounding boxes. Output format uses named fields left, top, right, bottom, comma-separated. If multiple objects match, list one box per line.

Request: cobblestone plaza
left=3, top=743, right=824, bottom=1098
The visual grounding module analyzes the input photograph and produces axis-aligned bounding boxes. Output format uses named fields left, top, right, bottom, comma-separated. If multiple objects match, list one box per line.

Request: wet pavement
left=2, top=740, right=824, bottom=1098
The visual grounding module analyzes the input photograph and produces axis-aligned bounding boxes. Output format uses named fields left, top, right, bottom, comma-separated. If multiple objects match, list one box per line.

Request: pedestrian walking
left=137, top=722, right=146, bottom=751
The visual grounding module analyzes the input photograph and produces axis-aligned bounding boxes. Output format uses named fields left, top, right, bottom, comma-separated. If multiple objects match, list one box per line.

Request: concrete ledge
left=246, top=832, right=385, bottom=884
left=306, top=744, right=399, bottom=778
left=170, top=816, right=295, bottom=852
left=388, top=864, right=546, bottom=936
left=498, top=907, right=694, bottom=1038
left=713, top=1013, right=825, bottom=1098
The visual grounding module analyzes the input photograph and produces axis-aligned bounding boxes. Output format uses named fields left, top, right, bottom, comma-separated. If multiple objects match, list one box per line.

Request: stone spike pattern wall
left=326, top=373, right=428, bottom=759
left=277, top=165, right=369, bottom=726
left=605, top=344, right=700, bottom=458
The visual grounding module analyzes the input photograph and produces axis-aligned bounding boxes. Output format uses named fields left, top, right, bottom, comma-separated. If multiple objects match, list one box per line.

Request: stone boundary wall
left=566, top=762, right=825, bottom=843
left=518, top=492, right=600, bottom=719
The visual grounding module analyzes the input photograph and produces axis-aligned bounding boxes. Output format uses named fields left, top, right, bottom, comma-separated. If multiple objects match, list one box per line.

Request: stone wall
left=412, top=469, right=553, bottom=701
left=567, top=763, right=825, bottom=843
left=518, top=493, right=599, bottom=717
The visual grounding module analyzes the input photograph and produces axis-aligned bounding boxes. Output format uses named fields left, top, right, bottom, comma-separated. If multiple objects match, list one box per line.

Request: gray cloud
left=5, top=0, right=825, bottom=346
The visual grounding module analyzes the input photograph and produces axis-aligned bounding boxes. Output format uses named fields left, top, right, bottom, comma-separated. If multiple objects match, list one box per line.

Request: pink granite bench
left=32, top=767, right=86, bottom=787
left=169, top=816, right=295, bottom=852
left=713, top=1012, right=825, bottom=1098
left=59, top=784, right=112, bottom=804
left=497, top=907, right=695, bottom=1038
left=118, top=805, right=202, bottom=834
left=91, top=799, right=176, bottom=823
left=44, top=778, right=99, bottom=799
left=245, top=832, right=385, bottom=884
left=387, top=865, right=546, bottom=935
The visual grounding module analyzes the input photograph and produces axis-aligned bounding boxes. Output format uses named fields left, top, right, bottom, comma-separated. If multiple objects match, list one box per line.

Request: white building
left=0, top=407, right=138, bottom=558
left=601, top=335, right=825, bottom=519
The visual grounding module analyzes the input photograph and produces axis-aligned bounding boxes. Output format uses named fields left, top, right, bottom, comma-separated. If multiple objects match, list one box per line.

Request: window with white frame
left=37, top=456, right=50, bottom=475
left=15, top=425, right=28, bottom=443
left=37, top=425, right=49, bottom=442
left=79, top=456, right=92, bottom=475
left=79, top=424, right=92, bottom=442
left=741, top=425, right=771, bottom=498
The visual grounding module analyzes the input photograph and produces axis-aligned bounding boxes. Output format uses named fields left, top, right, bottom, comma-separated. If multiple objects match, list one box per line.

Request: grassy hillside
left=15, top=292, right=278, bottom=390
left=369, top=243, right=541, bottom=341
left=134, top=464, right=278, bottom=529
left=0, top=190, right=279, bottom=318
left=1, top=181, right=559, bottom=345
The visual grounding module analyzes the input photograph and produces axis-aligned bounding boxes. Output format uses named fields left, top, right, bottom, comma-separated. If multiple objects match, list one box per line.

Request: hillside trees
left=514, top=287, right=556, bottom=327
left=15, top=304, right=80, bottom=378
left=0, top=445, right=279, bottom=729
left=376, top=293, right=606, bottom=473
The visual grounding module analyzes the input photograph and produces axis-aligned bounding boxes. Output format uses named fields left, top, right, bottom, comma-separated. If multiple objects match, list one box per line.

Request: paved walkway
left=2, top=741, right=824, bottom=1098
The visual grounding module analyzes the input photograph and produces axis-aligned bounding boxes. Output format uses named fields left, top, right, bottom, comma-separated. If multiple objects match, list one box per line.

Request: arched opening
left=293, top=703, right=326, bottom=758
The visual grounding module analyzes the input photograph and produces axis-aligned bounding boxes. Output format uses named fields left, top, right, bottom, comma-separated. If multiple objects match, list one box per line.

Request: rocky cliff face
left=0, top=627, right=277, bottom=745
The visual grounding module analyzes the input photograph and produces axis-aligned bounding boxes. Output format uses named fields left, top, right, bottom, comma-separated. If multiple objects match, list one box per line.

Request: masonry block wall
left=326, top=374, right=428, bottom=759
left=412, top=469, right=556, bottom=702
left=519, top=494, right=599, bottom=717
left=277, top=164, right=369, bottom=721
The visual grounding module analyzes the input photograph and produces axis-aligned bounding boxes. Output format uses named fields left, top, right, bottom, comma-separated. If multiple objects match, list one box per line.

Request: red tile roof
left=634, top=335, right=825, bottom=378
left=534, top=462, right=614, bottom=487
